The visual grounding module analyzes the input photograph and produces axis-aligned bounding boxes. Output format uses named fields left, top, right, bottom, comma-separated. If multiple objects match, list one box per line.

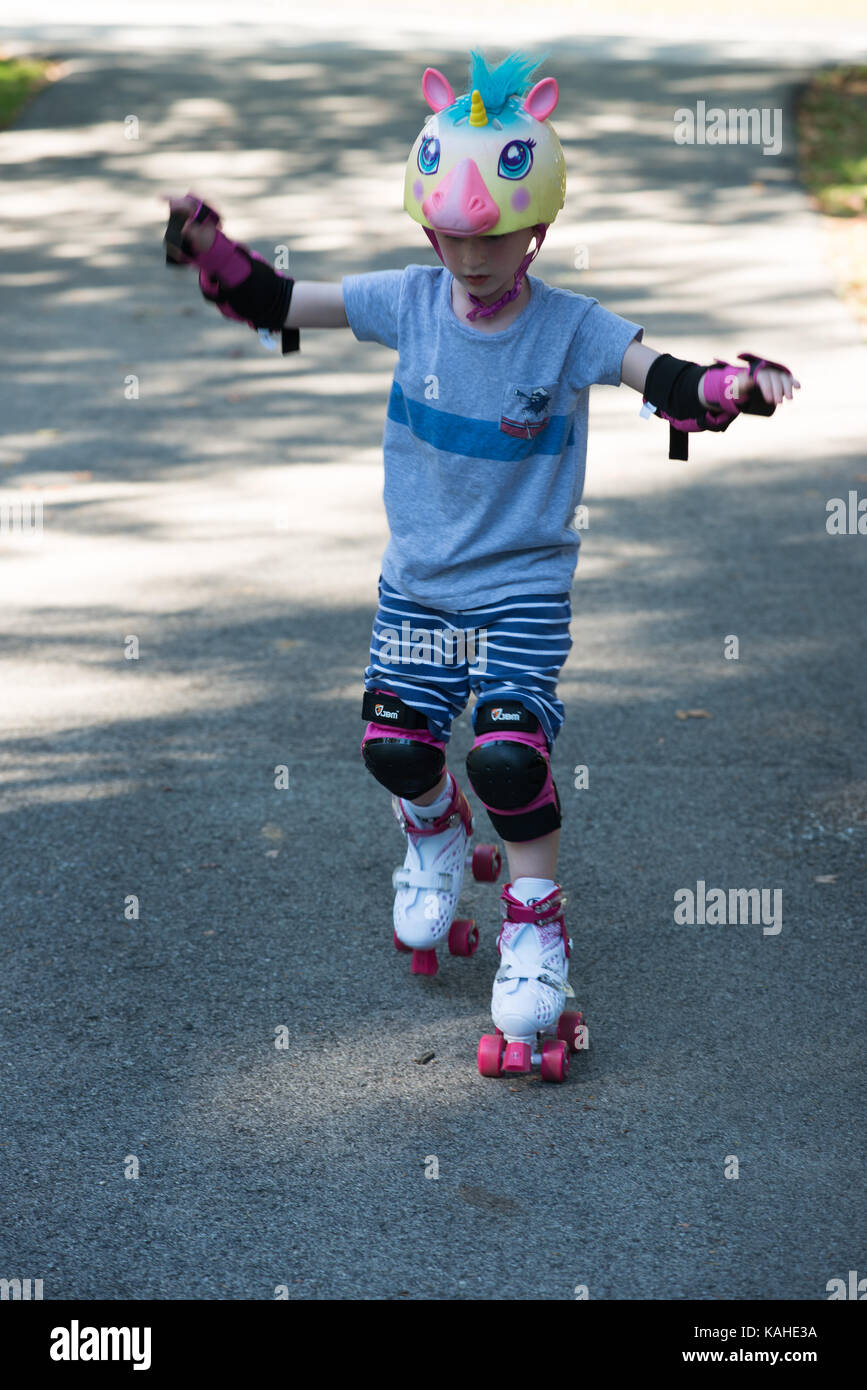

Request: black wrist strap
left=279, top=278, right=298, bottom=352
left=644, top=352, right=713, bottom=461
left=644, top=353, right=707, bottom=420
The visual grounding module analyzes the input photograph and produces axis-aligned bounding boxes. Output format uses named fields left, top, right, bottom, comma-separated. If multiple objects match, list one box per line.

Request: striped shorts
left=363, top=576, right=573, bottom=745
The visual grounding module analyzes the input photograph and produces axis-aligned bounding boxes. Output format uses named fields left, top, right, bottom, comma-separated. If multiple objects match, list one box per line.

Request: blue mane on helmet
left=451, top=50, right=551, bottom=119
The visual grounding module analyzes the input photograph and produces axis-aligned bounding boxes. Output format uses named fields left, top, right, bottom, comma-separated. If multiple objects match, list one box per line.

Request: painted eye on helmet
left=417, top=137, right=440, bottom=175
left=498, top=138, right=536, bottom=180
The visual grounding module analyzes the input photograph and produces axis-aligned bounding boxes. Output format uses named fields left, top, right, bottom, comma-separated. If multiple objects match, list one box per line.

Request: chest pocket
left=499, top=381, right=558, bottom=445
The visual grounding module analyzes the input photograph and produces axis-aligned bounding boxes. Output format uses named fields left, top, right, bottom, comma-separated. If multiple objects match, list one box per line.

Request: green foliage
left=0, top=55, right=53, bottom=128
left=798, top=65, right=867, bottom=216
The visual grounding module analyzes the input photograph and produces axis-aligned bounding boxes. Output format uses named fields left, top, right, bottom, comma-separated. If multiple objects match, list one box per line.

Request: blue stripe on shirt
left=386, top=381, right=576, bottom=461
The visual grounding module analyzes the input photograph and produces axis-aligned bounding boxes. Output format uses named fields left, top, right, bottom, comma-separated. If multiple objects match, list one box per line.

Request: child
left=163, top=49, right=798, bottom=1082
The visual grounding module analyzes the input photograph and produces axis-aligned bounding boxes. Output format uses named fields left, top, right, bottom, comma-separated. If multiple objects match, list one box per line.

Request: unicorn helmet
left=403, top=50, right=566, bottom=241
left=403, top=51, right=566, bottom=317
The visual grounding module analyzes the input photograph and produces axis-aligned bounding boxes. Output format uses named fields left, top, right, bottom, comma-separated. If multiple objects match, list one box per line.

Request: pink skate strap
left=500, top=882, right=565, bottom=925
left=392, top=771, right=474, bottom=839
left=498, top=882, right=571, bottom=960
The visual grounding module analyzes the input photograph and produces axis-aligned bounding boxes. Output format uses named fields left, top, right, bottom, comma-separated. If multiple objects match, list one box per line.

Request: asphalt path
left=1, top=12, right=865, bottom=1300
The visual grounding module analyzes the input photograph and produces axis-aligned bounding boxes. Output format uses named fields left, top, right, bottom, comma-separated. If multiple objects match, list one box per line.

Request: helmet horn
left=468, top=89, right=488, bottom=127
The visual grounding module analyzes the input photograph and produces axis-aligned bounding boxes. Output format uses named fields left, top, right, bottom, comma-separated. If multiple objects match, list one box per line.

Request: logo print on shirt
left=500, top=386, right=551, bottom=440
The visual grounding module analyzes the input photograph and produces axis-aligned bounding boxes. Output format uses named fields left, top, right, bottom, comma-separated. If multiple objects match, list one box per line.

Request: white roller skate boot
left=391, top=772, right=501, bottom=976
left=477, top=880, right=586, bottom=1083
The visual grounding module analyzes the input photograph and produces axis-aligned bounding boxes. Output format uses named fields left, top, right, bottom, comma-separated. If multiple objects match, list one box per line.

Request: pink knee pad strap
left=361, top=722, right=445, bottom=756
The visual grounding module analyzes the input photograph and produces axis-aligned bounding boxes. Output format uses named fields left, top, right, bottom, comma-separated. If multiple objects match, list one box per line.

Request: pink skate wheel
left=448, top=917, right=479, bottom=957
left=393, top=929, right=412, bottom=955
left=540, top=1039, right=569, bottom=1083
left=477, top=1033, right=505, bottom=1077
left=469, top=843, right=502, bottom=883
left=502, top=1041, right=532, bottom=1074
left=557, top=1010, right=585, bottom=1053
left=411, top=948, right=438, bottom=976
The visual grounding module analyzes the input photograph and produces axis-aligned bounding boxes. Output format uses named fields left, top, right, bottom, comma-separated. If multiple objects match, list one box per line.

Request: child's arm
left=619, top=338, right=800, bottom=460
left=620, top=339, right=799, bottom=408
left=284, top=282, right=348, bottom=329
left=162, top=193, right=349, bottom=340
left=620, top=340, right=661, bottom=395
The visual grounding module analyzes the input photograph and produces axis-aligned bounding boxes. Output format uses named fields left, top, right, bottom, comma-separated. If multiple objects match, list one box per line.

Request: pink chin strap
left=423, top=223, right=547, bottom=320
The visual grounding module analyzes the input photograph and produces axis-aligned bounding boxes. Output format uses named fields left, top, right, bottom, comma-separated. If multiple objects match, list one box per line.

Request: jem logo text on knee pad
left=490, top=707, right=521, bottom=721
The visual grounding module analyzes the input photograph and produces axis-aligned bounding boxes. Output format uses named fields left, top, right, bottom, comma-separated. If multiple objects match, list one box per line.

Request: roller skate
left=391, top=771, right=501, bottom=976
left=477, top=882, right=587, bottom=1083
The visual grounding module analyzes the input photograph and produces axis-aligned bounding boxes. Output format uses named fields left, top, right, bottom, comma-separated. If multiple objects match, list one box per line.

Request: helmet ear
left=422, top=67, right=455, bottom=112
left=522, top=76, right=559, bottom=122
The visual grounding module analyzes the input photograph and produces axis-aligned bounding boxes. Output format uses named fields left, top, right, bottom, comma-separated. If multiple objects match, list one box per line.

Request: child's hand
left=161, top=192, right=219, bottom=261
left=698, top=352, right=800, bottom=420
left=732, top=360, right=800, bottom=408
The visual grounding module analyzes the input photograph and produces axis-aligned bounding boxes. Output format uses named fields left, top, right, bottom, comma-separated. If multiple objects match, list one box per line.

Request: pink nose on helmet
left=421, top=157, right=500, bottom=235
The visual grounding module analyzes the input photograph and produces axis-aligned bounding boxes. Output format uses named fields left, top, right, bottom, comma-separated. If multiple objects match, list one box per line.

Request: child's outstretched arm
left=284, top=282, right=348, bottom=329
left=161, top=193, right=349, bottom=342
left=619, top=338, right=800, bottom=460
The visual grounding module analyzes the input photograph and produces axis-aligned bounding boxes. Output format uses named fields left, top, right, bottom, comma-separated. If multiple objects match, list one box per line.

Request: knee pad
left=360, top=688, right=446, bottom=800
left=465, top=701, right=561, bottom=843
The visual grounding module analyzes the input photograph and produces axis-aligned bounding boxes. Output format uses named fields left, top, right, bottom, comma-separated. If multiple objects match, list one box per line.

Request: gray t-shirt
left=341, top=263, right=643, bottom=609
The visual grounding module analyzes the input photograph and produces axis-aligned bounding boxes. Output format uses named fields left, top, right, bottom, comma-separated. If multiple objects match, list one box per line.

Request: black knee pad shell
left=465, top=738, right=548, bottom=810
left=362, top=737, right=445, bottom=800
left=360, top=687, right=444, bottom=800
left=466, top=700, right=561, bottom=841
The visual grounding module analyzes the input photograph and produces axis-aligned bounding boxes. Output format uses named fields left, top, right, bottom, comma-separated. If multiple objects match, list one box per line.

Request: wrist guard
left=642, top=350, right=788, bottom=459
left=164, top=197, right=299, bottom=354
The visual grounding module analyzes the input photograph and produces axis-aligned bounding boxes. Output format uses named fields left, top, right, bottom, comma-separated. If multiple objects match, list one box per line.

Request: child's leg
left=503, top=827, right=560, bottom=882
left=359, top=580, right=477, bottom=964
left=361, top=574, right=468, bottom=762
left=462, top=594, right=575, bottom=1059
left=463, top=589, right=572, bottom=856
